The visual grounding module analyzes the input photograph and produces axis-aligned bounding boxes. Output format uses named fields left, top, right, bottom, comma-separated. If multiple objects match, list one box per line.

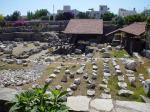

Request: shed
left=106, top=22, right=146, bottom=54
left=64, top=19, right=103, bottom=44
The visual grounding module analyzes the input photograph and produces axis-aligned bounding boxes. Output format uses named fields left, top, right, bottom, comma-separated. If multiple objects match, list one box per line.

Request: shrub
left=9, top=82, right=69, bottom=112
left=41, top=16, right=49, bottom=20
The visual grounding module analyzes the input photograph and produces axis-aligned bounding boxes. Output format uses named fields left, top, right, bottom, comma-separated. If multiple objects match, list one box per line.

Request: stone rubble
left=0, top=63, right=45, bottom=87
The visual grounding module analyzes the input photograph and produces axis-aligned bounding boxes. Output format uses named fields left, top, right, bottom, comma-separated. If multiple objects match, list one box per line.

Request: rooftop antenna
left=53, top=4, right=55, bottom=22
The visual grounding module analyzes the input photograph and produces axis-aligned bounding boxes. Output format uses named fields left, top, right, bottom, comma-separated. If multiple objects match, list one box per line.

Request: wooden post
left=130, top=37, right=133, bottom=54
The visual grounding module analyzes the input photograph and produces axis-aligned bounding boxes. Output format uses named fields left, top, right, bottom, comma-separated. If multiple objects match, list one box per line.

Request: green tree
left=0, top=14, right=5, bottom=27
left=27, top=11, right=34, bottom=20
left=0, top=14, right=4, bottom=22
left=34, top=9, right=49, bottom=19
left=11, top=11, right=21, bottom=21
left=112, top=16, right=125, bottom=27
left=5, top=15, right=12, bottom=21
left=56, top=12, right=74, bottom=20
left=124, top=14, right=146, bottom=24
left=76, top=12, right=90, bottom=19
left=146, top=16, right=150, bottom=25
left=27, top=9, right=49, bottom=20
left=102, top=12, right=115, bottom=21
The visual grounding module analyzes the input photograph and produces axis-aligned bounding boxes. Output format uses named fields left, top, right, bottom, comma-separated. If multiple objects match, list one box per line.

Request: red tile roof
left=106, top=22, right=146, bottom=36
left=64, top=19, right=103, bottom=34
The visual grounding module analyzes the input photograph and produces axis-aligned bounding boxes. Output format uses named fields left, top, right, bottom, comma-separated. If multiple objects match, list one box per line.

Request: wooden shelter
left=106, top=22, right=146, bottom=54
left=64, top=19, right=103, bottom=44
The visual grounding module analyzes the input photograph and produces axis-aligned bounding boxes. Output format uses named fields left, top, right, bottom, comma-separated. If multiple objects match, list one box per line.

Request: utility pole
left=53, top=4, right=55, bottom=22
left=47, top=12, right=50, bottom=23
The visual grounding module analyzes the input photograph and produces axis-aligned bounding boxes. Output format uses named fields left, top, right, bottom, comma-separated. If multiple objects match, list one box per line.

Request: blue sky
left=0, top=0, right=150, bottom=16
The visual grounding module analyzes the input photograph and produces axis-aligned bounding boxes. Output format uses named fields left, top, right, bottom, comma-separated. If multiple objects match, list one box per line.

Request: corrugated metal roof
left=64, top=19, right=103, bottom=34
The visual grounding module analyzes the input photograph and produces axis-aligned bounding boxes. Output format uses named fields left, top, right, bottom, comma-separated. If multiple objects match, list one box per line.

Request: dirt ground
left=1, top=46, right=150, bottom=102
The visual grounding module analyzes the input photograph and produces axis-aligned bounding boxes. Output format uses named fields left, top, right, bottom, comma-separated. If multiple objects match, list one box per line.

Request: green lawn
left=111, top=49, right=129, bottom=58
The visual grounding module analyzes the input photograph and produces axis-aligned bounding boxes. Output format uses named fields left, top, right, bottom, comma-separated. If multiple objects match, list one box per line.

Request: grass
left=118, top=59, right=148, bottom=102
left=136, top=58, right=150, bottom=79
left=107, top=58, right=149, bottom=102
left=108, top=59, right=120, bottom=100
left=0, top=61, right=29, bottom=70
left=111, top=49, right=129, bottom=58
left=3, top=47, right=150, bottom=102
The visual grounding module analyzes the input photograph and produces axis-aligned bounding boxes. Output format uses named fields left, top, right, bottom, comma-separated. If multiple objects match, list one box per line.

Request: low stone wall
left=0, top=32, right=48, bottom=42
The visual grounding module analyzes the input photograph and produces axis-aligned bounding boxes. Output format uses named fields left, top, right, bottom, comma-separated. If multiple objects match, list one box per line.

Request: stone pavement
left=0, top=88, right=150, bottom=112
left=67, top=96, right=150, bottom=112
left=0, top=88, right=18, bottom=101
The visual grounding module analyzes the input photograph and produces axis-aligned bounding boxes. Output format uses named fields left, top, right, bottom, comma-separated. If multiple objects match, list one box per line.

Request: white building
left=86, top=10, right=100, bottom=19
left=63, top=5, right=71, bottom=12
left=86, top=5, right=109, bottom=19
left=71, top=9, right=80, bottom=17
left=143, top=9, right=150, bottom=16
left=99, top=5, right=109, bottom=15
left=57, top=5, right=79, bottom=17
left=57, top=10, right=63, bottom=14
left=118, top=8, right=136, bottom=17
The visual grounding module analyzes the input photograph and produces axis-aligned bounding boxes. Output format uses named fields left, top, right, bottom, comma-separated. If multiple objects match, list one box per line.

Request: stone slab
left=0, top=88, right=18, bottom=101
left=115, top=100, right=150, bottom=112
left=89, top=99, right=114, bottom=112
left=67, top=96, right=91, bottom=112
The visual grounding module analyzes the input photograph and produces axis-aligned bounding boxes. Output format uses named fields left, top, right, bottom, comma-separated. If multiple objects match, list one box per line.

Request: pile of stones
left=16, top=43, right=49, bottom=59
left=112, top=59, right=134, bottom=96
left=0, top=41, right=17, bottom=55
left=42, top=32, right=62, bottom=47
left=100, top=45, right=112, bottom=58
left=1, top=58, right=28, bottom=66
left=99, top=59, right=111, bottom=99
left=121, top=58, right=138, bottom=71
left=85, top=61, right=98, bottom=97
left=67, top=63, right=86, bottom=96
left=44, top=65, right=63, bottom=90
left=0, top=63, right=45, bottom=87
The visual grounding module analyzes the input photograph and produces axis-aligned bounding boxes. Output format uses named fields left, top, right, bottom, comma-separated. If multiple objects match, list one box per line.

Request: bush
left=41, top=16, right=49, bottom=20
left=9, top=82, right=69, bottom=112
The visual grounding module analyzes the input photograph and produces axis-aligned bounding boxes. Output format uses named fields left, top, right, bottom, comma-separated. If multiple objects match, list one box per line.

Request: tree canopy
left=102, top=12, right=115, bottom=21
left=0, top=14, right=4, bottom=22
left=11, top=11, right=21, bottom=21
left=112, top=13, right=150, bottom=27
left=76, top=12, right=90, bottom=19
left=124, top=14, right=146, bottom=24
left=112, top=16, right=125, bottom=27
left=56, top=12, right=74, bottom=20
left=4, top=11, right=21, bottom=21
left=146, top=16, right=150, bottom=25
left=0, top=14, right=5, bottom=27
left=27, top=9, right=49, bottom=20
